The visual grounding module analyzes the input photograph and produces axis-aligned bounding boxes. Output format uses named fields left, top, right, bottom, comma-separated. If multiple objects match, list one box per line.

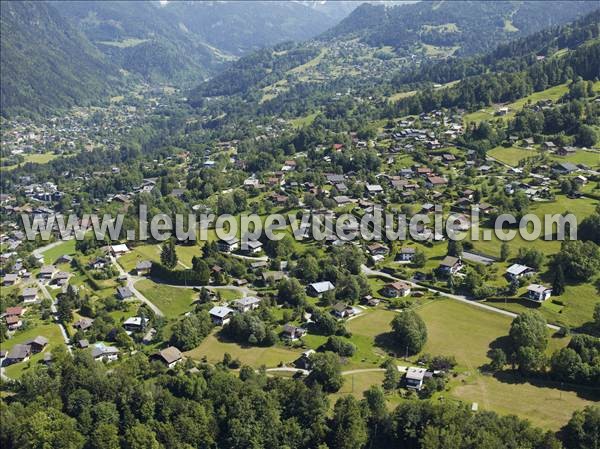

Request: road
left=112, top=257, right=165, bottom=317
left=36, top=279, right=72, bottom=354
left=361, top=265, right=560, bottom=331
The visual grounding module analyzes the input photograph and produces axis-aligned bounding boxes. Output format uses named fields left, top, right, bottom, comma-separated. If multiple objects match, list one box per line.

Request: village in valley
left=1, top=3, right=600, bottom=444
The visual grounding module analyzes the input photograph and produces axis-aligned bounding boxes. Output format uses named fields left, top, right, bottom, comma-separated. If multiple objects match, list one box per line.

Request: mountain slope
left=322, top=1, right=600, bottom=56
left=0, top=1, right=119, bottom=117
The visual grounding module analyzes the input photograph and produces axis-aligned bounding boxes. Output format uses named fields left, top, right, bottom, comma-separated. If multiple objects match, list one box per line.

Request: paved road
left=112, top=257, right=165, bottom=317
left=36, top=280, right=72, bottom=353
left=361, top=265, right=560, bottom=331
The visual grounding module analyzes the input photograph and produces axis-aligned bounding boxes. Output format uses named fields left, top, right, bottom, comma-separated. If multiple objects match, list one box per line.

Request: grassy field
left=452, top=372, right=598, bottom=431
left=41, top=239, right=77, bottom=264
left=185, top=330, right=303, bottom=367
left=2, top=153, right=59, bottom=171
left=134, top=279, right=196, bottom=319
left=3, top=323, right=64, bottom=378
left=290, top=112, right=319, bottom=128
left=488, top=146, right=538, bottom=166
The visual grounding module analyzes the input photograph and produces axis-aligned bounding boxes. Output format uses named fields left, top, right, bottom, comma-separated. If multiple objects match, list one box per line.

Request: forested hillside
left=322, top=1, right=600, bottom=56
left=0, top=1, right=120, bottom=117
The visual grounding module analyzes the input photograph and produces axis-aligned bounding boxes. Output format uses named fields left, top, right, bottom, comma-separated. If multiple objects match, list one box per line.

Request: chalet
left=421, top=203, right=435, bottom=213
left=527, top=284, right=552, bottom=302
left=39, top=265, right=56, bottom=279
left=3, top=273, right=18, bottom=286
left=54, top=271, right=70, bottom=286
left=55, top=254, right=73, bottom=264
left=365, top=184, right=384, bottom=196
left=91, top=345, right=119, bottom=362
left=123, top=316, right=145, bottom=332
left=542, top=141, right=556, bottom=150
left=474, top=203, right=495, bottom=215
left=233, top=296, right=261, bottom=313
left=553, top=162, right=578, bottom=174
left=209, top=306, right=234, bottom=325
left=368, top=243, right=389, bottom=256
left=217, top=237, right=239, bottom=253
left=5, top=344, right=31, bottom=365
left=332, top=302, right=355, bottom=319
left=365, top=296, right=380, bottom=306
left=439, top=256, right=463, bottom=275
left=4, top=306, right=25, bottom=317
left=556, top=146, right=577, bottom=156
left=416, top=167, right=433, bottom=176
left=334, top=195, right=352, bottom=206
left=242, top=240, right=263, bottom=255
left=326, top=174, right=345, bottom=184
left=89, top=257, right=108, bottom=270
left=382, top=281, right=412, bottom=298
left=26, top=336, right=48, bottom=353
left=397, top=247, right=416, bottom=262
left=282, top=323, right=307, bottom=341
left=117, top=286, right=133, bottom=300
left=295, top=349, right=315, bottom=370
left=135, top=260, right=152, bottom=276
left=74, top=317, right=94, bottom=331
left=77, top=339, right=89, bottom=349
left=152, top=346, right=183, bottom=368
left=405, top=367, right=428, bottom=391
left=506, top=264, right=535, bottom=280
left=308, top=281, right=335, bottom=297
left=110, top=244, right=130, bottom=256
left=262, top=271, right=284, bottom=283
left=5, top=315, right=23, bottom=330
left=426, top=176, right=448, bottom=188
left=21, top=287, right=38, bottom=303
left=142, top=328, right=156, bottom=345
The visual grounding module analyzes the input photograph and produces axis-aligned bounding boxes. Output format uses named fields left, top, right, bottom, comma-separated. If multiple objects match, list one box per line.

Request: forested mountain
left=322, top=1, right=600, bottom=56
left=57, top=1, right=339, bottom=84
left=0, top=1, right=120, bottom=117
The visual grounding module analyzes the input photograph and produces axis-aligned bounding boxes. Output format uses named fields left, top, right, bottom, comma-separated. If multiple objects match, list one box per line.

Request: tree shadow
left=491, top=369, right=600, bottom=401
left=374, top=331, right=405, bottom=358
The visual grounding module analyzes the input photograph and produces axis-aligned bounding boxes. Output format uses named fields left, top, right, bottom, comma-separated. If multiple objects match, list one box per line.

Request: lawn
left=118, top=245, right=161, bottom=272
left=452, top=372, right=599, bottom=431
left=488, top=146, right=538, bottom=166
left=185, top=330, right=303, bottom=367
left=331, top=371, right=386, bottom=402
left=3, top=323, right=64, bottom=379
left=134, top=279, right=196, bottom=319
left=41, top=239, right=77, bottom=264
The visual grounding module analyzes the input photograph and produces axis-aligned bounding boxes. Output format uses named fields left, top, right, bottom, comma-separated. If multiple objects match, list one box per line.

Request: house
left=295, top=349, right=315, bottom=370
left=4, top=306, right=24, bottom=317
left=405, top=367, right=427, bottom=391
left=308, top=281, right=335, bottom=297
left=542, top=141, right=556, bottom=150
left=334, top=195, right=352, bottom=206
left=365, top=184, right=384, bottom=196
left=382, top=281, right=412, bottom=298
left=110, top=244, right=130, bottom=256
left=26, top=336, right=48, bottom=353
left=117, top=286, right=133, bottom=300
left=243, top=240, right=263, bottom=255
left=397, top=247, right=416, bottom=262
left=142, top=328, right=157, bottom=345
left=3, top=273, right=18, bottom=286
left=77, top=339, right=89, bottom=349
left=426, top=176, right=448, bottom=188
left=365, top=296, right=380, bottom=306
left=21, top=287, right=38, bottom=303
left=136, top=260, right=152, bottom=276
left=39, top=265, right=56, bottom=279
left=209, top=306, right=235, bottom=325
left=332, top=302, right=355, bottom=319
left=527, top=284, right=552, bottom=302
left=282, top=323, right=307, bottom=341
left=5, top=315, right=23, bottom=330
left=89, top=257, right=108, bottom=270
left=123, top=316, right=145, bottom=332
left=506, top=264, right=534, bottom=280
left=217, top=237, right=239, bottom=253
left=5, top=344, right=31, bottom=365
left=56, top=254, right=73, bottom=264
left=262, top=271, right=284, bottom=284
left=368, top=243, right=389, bottom=256
left=553, top=162, right=578, bottom=174
left=54, top=271, right=70, bottom=286
left=439, top=256, right=463, bottom=275
left=73, top=317, right=94, bottom=331
left=233, top=296, right=261, bottom=313
left=152, top=346, right=183, bottom=368
left=91, top=345, right=119, bottom=362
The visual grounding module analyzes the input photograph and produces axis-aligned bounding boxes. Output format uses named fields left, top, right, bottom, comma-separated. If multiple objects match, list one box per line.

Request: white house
left=209, top=306, right=234, bottom=325
left=233, top=296, right=261, bottom=313
left=308, top=281, right=335, bottom=296
left=405, top=367, right=427, bottom=391
left=506, top=264, right=535, bottom=280
left=527, top=284, right=552, bottom=302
